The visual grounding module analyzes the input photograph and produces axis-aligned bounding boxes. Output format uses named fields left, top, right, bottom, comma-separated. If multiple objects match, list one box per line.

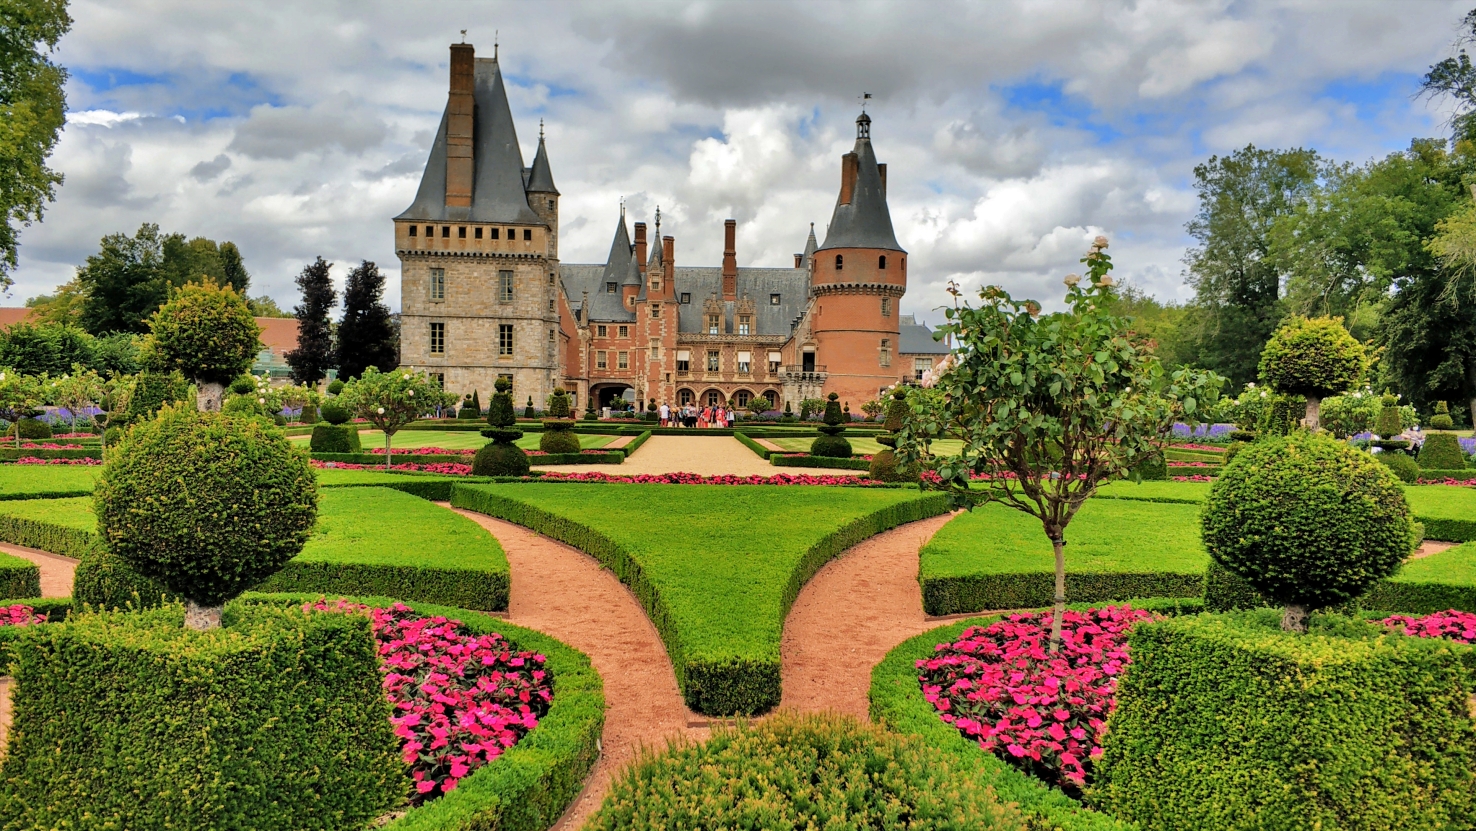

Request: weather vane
left=459, top=29, right=466, bottom=43
left=860, top=92, right=871, bottom=112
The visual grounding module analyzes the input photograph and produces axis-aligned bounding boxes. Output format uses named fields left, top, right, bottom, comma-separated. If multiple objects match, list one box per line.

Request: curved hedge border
left=771, top=454, right=872, bottom=470
left=870, top=598, right=1205, bottom=831
left=451, top=483, right=951, bottom=714
left=922, top=571, right=1206, bottom=617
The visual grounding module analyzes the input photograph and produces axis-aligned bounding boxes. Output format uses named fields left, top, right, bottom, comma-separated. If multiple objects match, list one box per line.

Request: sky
left=8, top=0, right=1474, bottom=327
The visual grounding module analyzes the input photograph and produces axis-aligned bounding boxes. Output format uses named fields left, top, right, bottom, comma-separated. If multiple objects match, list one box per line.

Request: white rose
left=258, top=398, right=265, bottom=405
left=377, top=407, right=385, bottom=415
left=1063, top=273, right=1081, bottom=287
left=408, top=390, right=414, bottom=397
left=1096, top=275, right=1116, bottom=287
left=1094, top=235, right=1109, bottom=248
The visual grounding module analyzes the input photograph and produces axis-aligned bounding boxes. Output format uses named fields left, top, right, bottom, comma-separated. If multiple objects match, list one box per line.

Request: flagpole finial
left=459, top=29, right=466, bottom=43
left=494, top=30, right=499, bottom=60
left=539, top=118, right=544, bottom=139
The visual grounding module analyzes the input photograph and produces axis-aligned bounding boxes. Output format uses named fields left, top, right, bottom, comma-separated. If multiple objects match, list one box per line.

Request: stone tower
left=393, top=42, right=561, bottom=405
left=809, top=110, right=907, bottom=406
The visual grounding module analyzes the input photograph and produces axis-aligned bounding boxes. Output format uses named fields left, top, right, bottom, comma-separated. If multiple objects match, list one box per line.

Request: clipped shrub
left=272, top=413, right=287, bottom=427
left=1374, top=393, right=1403, bottom=439
left=0, top=603, right=406, bottom=830
left=457, top=393, right=478, bottom=419
left=9, top=417, right=50, bottom=440
left=221, top=394, right=260, bottom=417
left=869, top=388, right=918, bottom=483
left=1202, top=560, right=1269, bottom=612
left=73, top=547, right=173, bottom=610
left=229, top=376, right=256, bottom=395
left=310, top=423, right=362, bottom=454
left=475, top=376, right=529, bottom=476
left=94, top=406, right=318, bottom=627
left=327, top=378, right=345, bottom=395
left=1202, top=432, right=1416, bottom=630
left=525, top=396, right=535, bottom=419
left=299, top=404, right=318, bottom=424
left=1418, top=432, right=1467, bottom=470
left=101, top=425, right=122, bottom=447
left=810, top=392, right=852, bottom=457
left=1092, top=610, right=1476, bottom=830
left=584, top=712, right=1025, bottom=831
left=320, top=400, right=350, bottom=424
left=126, top=370, right=192, bottom=423
left=540, top=389, right=579, bottom=453
left=1431, top=400, right=1455, bottom=430
left=539, top=428, right=581, bottom=454
left=1257, top=315, right=1366, bottom=429
left=1376, top=449, right=1419, bottom=483
left=1222, top=440, right=1249, bottom=464
left=1256, top=393, right=1303, bottom=437
left=1227, top=429, right=1255, bottom=442
left=1128, top=451, right=1167, bottom=481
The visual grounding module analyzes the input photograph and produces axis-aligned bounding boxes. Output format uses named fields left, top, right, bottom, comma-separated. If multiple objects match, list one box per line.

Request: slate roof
left=560, top=264, right=635, bottom=322
left=898, top=315, right=949, bottom=354
left=397, top=57, right=542, bottom=224
left=818, top=113, right=904, bottom=253
left=527, top=134, right=557, bottom=194
left=673, top=268, right=808, bottom=337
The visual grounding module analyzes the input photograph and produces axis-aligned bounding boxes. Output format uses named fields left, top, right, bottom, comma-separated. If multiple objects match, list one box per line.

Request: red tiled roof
left=255, top=317, right=299, bottom=356
left=0, top=308, right=33, bottom=329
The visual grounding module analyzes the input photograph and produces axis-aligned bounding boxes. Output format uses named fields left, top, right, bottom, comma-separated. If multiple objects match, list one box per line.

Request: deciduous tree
left=337, top=367, right=450, bottom=467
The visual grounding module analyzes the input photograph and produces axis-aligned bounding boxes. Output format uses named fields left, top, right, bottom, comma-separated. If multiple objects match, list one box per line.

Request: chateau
left=395, top=42, right=948, bottom=412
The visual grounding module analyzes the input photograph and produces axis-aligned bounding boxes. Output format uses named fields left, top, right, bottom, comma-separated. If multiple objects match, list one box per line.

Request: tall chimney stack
left=722, top=219, right=737, bottom=299
left=634, top=222, right=648, bottom=275
left=445, top=43, right=476, bottom=208
left=838, top=152, right=859, bottom=205
left=663, top=236, right=675, bottom=284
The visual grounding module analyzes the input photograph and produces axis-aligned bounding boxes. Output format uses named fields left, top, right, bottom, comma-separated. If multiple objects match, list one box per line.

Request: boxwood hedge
left=770, top=453, right=871, bottom=470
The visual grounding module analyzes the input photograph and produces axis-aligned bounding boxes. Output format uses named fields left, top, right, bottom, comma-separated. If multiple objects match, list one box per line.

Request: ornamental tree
left=0, top=369, right=44, bottom=448
left=48, top=365, right=105, bottom=430
left=1257, top=315, right=1366, bottom=431
left=896, top=237, right=1224, bottom=651
left=145, top=280, right=261, bottom=412
left=337, top=367, right=451, bottom=467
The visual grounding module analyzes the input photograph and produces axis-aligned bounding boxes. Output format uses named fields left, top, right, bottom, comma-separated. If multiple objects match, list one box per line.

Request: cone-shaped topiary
left=870, top=388, right=918, bottom=482
left=474, top=376, right=528, bottom=476
left=1257, top=315, right=1366, bottom=431
left=812, top=393, right=852, bottom=457
left=1202, top=432, right=1417, bottom=632
left=472, top=389, right=481, bottom=413
left=1418, top=433, right=1467, bottom=470
left=1430, top=400, right=1454, bottom=431
left=539, top=388, right=580, bottom=453
left=94, top=405, right=317, bottom=629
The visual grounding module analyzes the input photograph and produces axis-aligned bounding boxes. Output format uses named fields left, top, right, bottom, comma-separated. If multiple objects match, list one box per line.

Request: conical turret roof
left=801, top=223, right=818, bottom=268
left=527, top=126, right=558, bottom=194
left=818, top=112, right=903, bottom=252
left=601, top=212, right=638, bottom=287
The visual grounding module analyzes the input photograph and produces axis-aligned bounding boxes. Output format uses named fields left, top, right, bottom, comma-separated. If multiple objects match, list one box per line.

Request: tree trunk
left=1281, top=604, right=1308, bottom=633
left=197, top=381, right=224, bottom=413
left=1303, top=396, right=1321, bottom=432
left=1049, top=536, right=1066, bottom=653
left=185, top=600, right=223, bottom=631
left=384, top=430, right=392, bottom=469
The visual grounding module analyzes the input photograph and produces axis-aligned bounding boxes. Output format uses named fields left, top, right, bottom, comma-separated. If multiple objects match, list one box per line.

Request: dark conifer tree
left=284, top=256, right=336, bottom=385
left=335, top=260, right=397, bottom=381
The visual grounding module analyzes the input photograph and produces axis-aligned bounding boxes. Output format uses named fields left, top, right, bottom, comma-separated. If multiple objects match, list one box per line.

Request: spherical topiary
left=229, top=376, right=256, bottom=395
left=1418, top=433, right=1467, bottom=470
left=10, top=417, right=51, bottom=440
left=320, top=400, right=350, bottom=425
left=472, top=441, right=531, bottom=476
left=1430, top=401, right=1455, bottom=431
left=1201, top=432, right=1416, bottom=631
left=72, top=547, right=173, bottom=610
left=539, top=428, right=581, bottom=454
left=1258, top=315, right=1365, bottom=404
left=327, top=379, right=345, bottom=396
left=102, top=426, right=122, bottom=447
left=1378, top=450, right=1419, bottom=483
left=95, top=405, right=317, bottom=626
left=146, top=281, right=261, bottom=408
left=810, top=434, right=853, bottom=458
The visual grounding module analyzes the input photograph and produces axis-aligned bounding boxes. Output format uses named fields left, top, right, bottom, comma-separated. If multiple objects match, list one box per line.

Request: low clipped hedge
left=0, top=603, right=407, bottom=830
left=620, top=429, right=652, bottom=456
left=1415, top=468, right=1476, bottom=483
left=1092, top=610, right=1476, bottom=829
left=309, top=424, right=363, bottom=454
left=1418, top=432, right=1469, bottom=470
left=318, top=475, right=496, bottom=502
left=452, top=483, right=950, bottom=715
left=313, top=452, right=469, bottom=466
left=733, top=431, right=773, bottom=459
left=0, top=597, right=74, bottom=667
left=771, top=453, right=871, bottom=470
left=530, top=451, right=624, bottom=465
left=1166, top=464, right=1220, bottom=477
left=924, top=571, right=1206, bottom=616
left=0, top=553, right=39, bottom=601
left=0, top=510, right=94, bottom=561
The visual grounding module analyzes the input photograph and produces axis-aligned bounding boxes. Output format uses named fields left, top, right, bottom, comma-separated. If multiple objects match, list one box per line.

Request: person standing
left=659, top=401, right=670, bottom=427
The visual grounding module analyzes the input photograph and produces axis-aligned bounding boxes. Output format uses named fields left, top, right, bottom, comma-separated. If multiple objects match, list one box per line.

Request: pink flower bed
left=1381, top=609, right=1476, bottom=643
left=307, top=599, right=552, bottom=802
left=525, top=449, right=615, bottom=456
left=537, top=471, right=877, bottom=486
left=50, top=432, right=96, bottom=439
left=1166, top=461, right=1212, bottom=468
left=17, top=442, right=88, bottom=450
left=918, top=606, right=1156, bottom=793
left=368, top=447, right=475, bottom=456
left=1171, top=474, right=1214, bottom=482
left=1171, top=443, right=1225, bottom=452
left=0, top=604, right=45, bottom=626
left=1416, top=477, right=1476, bottom=486
left=14, top=457, right=102, bottom=466
left=311, top=460, right=474, bottom=475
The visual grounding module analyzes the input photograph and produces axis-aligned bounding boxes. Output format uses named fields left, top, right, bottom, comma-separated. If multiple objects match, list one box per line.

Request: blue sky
left=11, top=0, right=1471, bottom=325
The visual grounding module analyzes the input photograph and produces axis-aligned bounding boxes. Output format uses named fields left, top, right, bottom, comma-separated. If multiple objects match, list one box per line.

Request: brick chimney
left=722, top=219, right=737, bottom=300
left=794, top=253, right=803, bottom=267
left=877, top=163, right=887, bottom=197
left=838, top=152, right=859, bottom=205
left=663, top=236, right=675, bottom=284
left=634, top=222, right=647, bottom=275
left=445, top=43, right=476, bottom=209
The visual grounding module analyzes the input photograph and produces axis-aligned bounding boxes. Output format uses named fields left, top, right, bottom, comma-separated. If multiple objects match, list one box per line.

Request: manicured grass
left=919, top=500, right=1209, bottom=614
left=1363, top=541, right=1476, bottom=613
left=514, top=433, right=614, bottom=451
left=1394, top=542, right=1476, bottom=585
left=452, top=482, right=949, bottom=714
left=1095, top=480, right=1210, bottom=504
left=766, top=436, right=965, bottom=456
left=0, top=465, right=101, bottom=499
left=291, top=430, right=614, bottom=451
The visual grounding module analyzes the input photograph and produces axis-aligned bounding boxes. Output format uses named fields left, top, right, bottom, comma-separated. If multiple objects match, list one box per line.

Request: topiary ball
left=867, top=449, right=917, bottom=483
left=229, top=376, right=256, bottom=395
left=810, top=434, right=852, bottom=458
left=327, top=379, right=345, bottom=396
left=1202, top=432, right=1416, bottom=619
left=539, top=428, right=581, bottom=454
left=1431, top=401, right=1454, bottom=431
left=1418, top=433, right=1467, bottom=470
left=320, top=400, right=350, bottom=425
left=471, top=441, right=531, bottom=476
left=94, top=405, right=318, bottom=611
left=102, top=426, right=122, bottom=447
left=1257, top=315, right=1366, bottom=401
left=1377, top=451, right=1419, bottom=483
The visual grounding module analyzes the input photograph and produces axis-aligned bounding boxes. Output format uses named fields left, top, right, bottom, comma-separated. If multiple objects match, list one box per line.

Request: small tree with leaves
left=0, top=369, right=44, bottom=448
left=49, top=365, right=105, bottom=430
left=1257, top=315, right=1365, bottom=431
left=897, top=237, right=1223, bottom=650
left=145, top=281, right=261, bottom=412
left=338, top=367, right=452, bottom=467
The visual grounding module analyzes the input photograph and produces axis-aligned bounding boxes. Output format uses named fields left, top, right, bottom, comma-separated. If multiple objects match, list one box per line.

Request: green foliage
left=821, top=392, right=843, bottom=425
left=1431, top=400, right=1456, bottom=429
left=1202, top=433, right=1417, bottom=615
left=1365, top=541, right=1476, bottom=613
left=1202, top=561, right=1268, bottom=612
left=47, top=365, right=105, bottom=429
left=545, top=388, right=572, bottom=418
left=309, top=423, right=362, bottom=454
left=73, top=224, right=252, bottom=336
left=285, top=256, right=337, bottom=386
left=1256, top=392, right=1304, bottom=436
left=0, top=322, right=93, bottom=375
left=0, top=368, right=44, bottom=442
left=95, top=406, right=318, bottom=608
left=1377, top=449, right=1419, bottom=482
left=1375, top=393, right=1404, bottom=438
left=451, top=483, right=949, bottom=715
left=74, top=545, right=173, bottom=611
left=338, top=367, right=453, bottom=464
left=920, top=500, right=1208, bottom=615
left=9, top=416, right=48, bottom=439
left=145, top=280, right=261, bottom=387
left=472, top=441, right=531, bottom=477
left=809, top=433, right=852, bottom=458
left=1092, top=611, right=1476, bottom=829
left=1128, top=452, right=1167, bottom=481
left=327, top=379, right=345, bottom=395
left=254, top=488, right=508, bottom=611
left=771, top=453, right=869, bottom=470
left=319, top=399, right=350, bottom=424
left=123, top=369, right=190, bottom=423
left=0, top=0, right=70, bottom=290
left=1419, top=432, right=1468, bottom=470
left=229, top=375, right=255, bottom=395
left=585, top=712, right=1025, bottom=831
left=335, top=260, right=398, bottom=380
left=1319, top=387, right=1382, bottom=438
left=799, top=397, right=827, bottom=420
left=0, top=603, right=406, bottom=830
left=1258, top=315, right=1365, bottom=402
left=487, top=377, right=516, bottom=429
left=524, top=395, right=535, bottom=418
left=0, top=465, right=97, bottom=500
left=539, top=428, right=581, bottom=454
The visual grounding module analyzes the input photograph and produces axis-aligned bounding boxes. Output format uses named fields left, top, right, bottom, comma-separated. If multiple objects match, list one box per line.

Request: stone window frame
left=596, top=350, right=607, bottom=369
left=706, top=350, right=720, bottom=372
left=879, top=338, right=892, bottom=368
left=429, top=268, right=446, bottom=302
left=498, top=270, right=514, bottom=304
left=618, top=325, right=629, bottom=338
left=617, top=351, right=629, bottom=370
left=597, top=324, right=608, bottom=337
left=498, top=323, right=514, bottom=357
left=429, top=321, right=445, bottom=355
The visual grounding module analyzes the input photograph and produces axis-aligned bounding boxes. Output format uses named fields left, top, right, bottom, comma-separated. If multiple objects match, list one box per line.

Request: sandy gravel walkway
left=534, top=434, right=860, bottom=477
left=448, top=507, right=706, bottom=830
left=779, top=511, right=958, bottom=720
left=0, top=543, right=77, bottom=599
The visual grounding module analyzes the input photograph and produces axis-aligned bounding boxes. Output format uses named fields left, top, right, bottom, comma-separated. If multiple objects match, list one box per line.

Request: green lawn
left=0, top=466, right=100, bottom=500
left=1365, top=541, right=1476, bottom=614
left=919, top=499, right=1210, bottom=615
left=290, top=430, right=615, bottom=452
left=765, top=436, right=965, bottom=456
left=451, top=482, right=948, bottom=715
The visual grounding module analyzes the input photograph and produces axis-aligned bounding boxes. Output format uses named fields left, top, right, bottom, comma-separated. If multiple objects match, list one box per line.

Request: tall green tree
left=74, top=223, right=169, bottom=334
left=284, top=256, right=336, bottom=386
left=1399, top=199, right=1476, bottom=420
left=335, top=260, right=396, bottom=381
left=0, top=320, right=92, bottom=375
left=159, top=235, right=250, bottom=295
left=0, top=0, right=70, bottom=292
left=1181, top=145, right=1321, bottom=388
left=1421, top=7, right=1476, bottom=147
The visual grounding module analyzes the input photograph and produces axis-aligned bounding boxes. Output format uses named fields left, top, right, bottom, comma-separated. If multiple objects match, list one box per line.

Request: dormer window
left=738, top=316, right=751, bottom=336
left=879, top=255, right=887, bottom=269
left=606, top=282, right=617, bottom=293
left=770, top=293, right=780, bottom=305
left=708, top=315, right=721, bottom=335
left=835, top=254, right=843, bottom=270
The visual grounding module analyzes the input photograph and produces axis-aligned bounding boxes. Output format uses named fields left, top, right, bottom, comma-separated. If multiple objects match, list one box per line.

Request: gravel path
left=0, top=543, right=77, bottom=599
left=779, top=511, right=958, bottom=720
left=533, top=434, right=861, bottom=477
left=448, top=507, right=706, bottom=831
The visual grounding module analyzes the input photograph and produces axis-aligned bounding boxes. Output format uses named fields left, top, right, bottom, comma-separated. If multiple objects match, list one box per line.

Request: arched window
left=879, top=255, right=887, bottom=269
left=678, top=389, right=694, bottom=406
left=835, top=254, right=843, bottom=270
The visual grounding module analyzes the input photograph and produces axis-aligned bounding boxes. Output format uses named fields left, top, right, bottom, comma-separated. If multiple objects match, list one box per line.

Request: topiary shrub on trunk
left=540, top=389, right=580, bottom=454
left=9, top=417, right=50, bottom=440
left=810, top=393, right=852, bottom=458
left=869, top=388, right=918, bottom=482
left=1257, top=315, right=1366, bottom=432
left=1201, top=432, right=1417, bottom=632
left=1418, top=432, right=1467, bottom=470
left=473, top=377, right=529, bottom=476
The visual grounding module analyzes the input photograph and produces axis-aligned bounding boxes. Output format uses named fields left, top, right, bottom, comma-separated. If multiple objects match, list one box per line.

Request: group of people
left=658, top=402, right=734, bottom=429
